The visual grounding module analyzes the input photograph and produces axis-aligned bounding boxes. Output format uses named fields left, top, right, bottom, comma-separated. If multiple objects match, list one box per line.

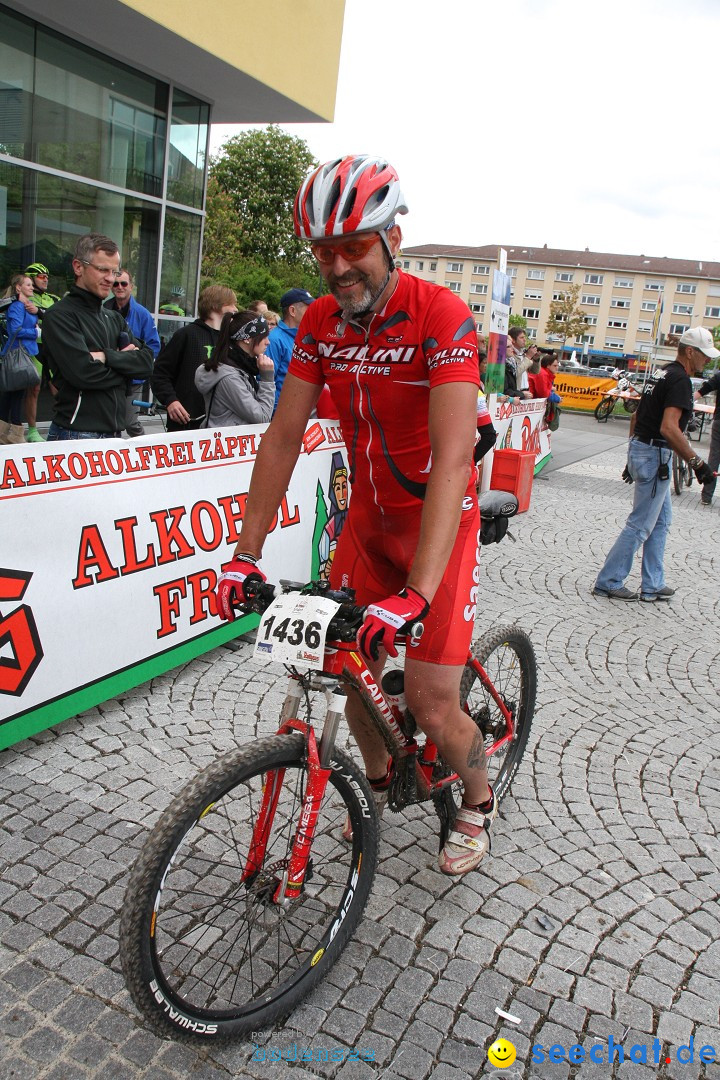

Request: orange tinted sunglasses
left=310, top=233, right=381, bottom=265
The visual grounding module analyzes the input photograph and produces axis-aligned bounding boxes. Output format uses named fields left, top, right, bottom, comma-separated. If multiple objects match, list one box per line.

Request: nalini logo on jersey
left=317, top=342, right=417, bottom=364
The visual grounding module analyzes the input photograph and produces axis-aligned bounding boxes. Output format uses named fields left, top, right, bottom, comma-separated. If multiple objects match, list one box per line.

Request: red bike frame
left=242, top=637, right=516, bottom=904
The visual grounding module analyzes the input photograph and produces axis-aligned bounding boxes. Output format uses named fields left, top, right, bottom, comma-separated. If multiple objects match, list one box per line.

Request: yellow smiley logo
left=487, top=1038, right=517, bottom=1068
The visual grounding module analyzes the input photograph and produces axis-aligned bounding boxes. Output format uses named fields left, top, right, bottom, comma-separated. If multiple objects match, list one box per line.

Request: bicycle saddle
left=478, top=490, right=518, bottom=546
left=478, top=490, right=519, bottom=520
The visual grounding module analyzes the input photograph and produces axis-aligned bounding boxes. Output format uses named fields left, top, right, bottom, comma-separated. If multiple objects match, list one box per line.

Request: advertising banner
left=480, top=396, right=551, bottom=490
left=554, top=374, right=617, bottom=411
left=485, top=265, right=512, bottom=395
left=0, top=422, right=350, bottom=750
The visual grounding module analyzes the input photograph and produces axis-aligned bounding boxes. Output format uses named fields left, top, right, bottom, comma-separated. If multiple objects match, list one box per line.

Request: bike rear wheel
left=594, top=398, right=614, bottom=422
left=120, top=734, right=378, bottom=1044
left=460, top=626, right=536, bottom=802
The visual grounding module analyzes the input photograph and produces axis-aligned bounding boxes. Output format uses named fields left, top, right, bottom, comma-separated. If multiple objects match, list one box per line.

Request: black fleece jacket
left=42, top=285, right=154, bottom=432
left=151, top=320, right=220, bottom=430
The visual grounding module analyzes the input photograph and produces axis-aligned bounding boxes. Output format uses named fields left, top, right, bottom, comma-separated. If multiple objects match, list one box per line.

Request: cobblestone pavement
left=2, top=434, right=720, bottom=1080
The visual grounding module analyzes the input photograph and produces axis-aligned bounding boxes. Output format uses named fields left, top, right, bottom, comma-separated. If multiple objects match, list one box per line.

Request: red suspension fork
left=242, top=764, right=287, bottom=881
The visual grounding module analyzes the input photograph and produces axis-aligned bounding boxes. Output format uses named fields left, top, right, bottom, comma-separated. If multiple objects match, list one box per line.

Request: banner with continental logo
left=0, top=422, right=349, bottom=750
left=554, top=374, right=617, bottom=411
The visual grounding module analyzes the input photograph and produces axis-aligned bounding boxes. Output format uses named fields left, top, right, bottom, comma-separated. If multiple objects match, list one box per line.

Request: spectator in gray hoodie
left=195, top=309, right=274, bottom=427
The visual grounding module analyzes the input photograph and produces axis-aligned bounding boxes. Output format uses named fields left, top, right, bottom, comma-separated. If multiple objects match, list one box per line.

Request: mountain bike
left=594, top=376, right=642, bottom=422
left=120, top=495, right=536, bottom=1044
left=132, top=399, right=206, bottom=432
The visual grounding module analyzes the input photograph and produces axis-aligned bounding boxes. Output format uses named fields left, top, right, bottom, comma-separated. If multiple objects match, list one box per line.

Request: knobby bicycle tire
left=120, top=733, right=379, bottom=1044
left=672, top=453, right=692, bottom=495
left=672, top=453, right=681, bottom=495
left=460, top=625, right=536, bottom=802
left=594, top=398, right=615, bottom=423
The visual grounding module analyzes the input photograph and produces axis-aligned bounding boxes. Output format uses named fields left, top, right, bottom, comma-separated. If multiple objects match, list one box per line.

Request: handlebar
left=238, top=579, right=424, bottom=644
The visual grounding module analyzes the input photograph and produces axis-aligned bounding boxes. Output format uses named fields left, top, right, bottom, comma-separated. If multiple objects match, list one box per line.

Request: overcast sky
left=210, top=0, right=720, bottom=263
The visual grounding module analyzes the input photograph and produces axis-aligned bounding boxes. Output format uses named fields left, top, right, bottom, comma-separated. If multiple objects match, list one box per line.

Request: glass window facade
left=0, top=4, right=208, bottom=319
left=168, top=91, right=209, bottom=209
left=0, top=160, right=161, bottom=309
left=158, top=209, right=202, bottom=316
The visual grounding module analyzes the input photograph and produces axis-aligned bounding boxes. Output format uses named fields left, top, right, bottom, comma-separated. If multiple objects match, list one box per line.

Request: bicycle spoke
left=139, top=752, right=365, bottom=1019
left=461, top=628, right=536, bottom=803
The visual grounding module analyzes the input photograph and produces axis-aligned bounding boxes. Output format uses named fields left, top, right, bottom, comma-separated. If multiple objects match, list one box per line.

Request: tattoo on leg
left=466, top=731, right=487, bottom=770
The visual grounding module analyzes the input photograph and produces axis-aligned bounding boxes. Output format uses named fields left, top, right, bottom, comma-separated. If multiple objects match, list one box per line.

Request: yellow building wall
left=120, top=0, right=345, bottom=120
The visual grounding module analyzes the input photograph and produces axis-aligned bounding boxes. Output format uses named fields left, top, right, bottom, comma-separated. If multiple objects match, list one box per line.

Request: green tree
left=201, top=258, right=325, bottom=313
left=202, top=174, right=244, bottom=280
left=204, top=126, right=317, bottom=275
left=544, top=283, right=588, bottom=359
left=509, top=313, right=527, bottom=330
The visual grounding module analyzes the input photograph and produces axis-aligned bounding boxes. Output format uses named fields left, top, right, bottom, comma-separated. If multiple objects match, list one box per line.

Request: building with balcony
left=399, top=243, right=720, bottom=365
left=0, top=0, right=344, bottom=325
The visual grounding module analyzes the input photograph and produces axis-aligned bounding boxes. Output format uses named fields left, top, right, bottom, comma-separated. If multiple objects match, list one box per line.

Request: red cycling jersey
left=288, top=270, right=480, bottom=513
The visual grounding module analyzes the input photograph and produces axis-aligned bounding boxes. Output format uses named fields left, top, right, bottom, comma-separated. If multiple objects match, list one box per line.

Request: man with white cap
left=594, top=326, right=719, bottom=602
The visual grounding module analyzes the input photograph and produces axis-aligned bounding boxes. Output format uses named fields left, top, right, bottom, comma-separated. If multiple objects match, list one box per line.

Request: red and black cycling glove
left=357, top=586, right=429, bottom=661
left=216, top=554, right=266, bottom=621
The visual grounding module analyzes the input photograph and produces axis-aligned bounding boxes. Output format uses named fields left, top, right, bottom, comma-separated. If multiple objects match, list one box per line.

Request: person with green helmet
left=158, top=285, right=186, bottom=317
left=24, top=262, right=61, bottom=442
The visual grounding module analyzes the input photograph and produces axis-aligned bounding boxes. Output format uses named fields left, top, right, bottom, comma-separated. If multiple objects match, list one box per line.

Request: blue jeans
left=47, top=423, right=121, bottom=441
left=595, top=438, right=672, bottom=597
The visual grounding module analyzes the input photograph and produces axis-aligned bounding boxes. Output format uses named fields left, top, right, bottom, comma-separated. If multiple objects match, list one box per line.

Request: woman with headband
left=195, top=309, right=275, bottom=427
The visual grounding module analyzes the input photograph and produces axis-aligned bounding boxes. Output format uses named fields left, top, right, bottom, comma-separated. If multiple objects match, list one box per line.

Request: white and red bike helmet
left=294, top=155, right=408, bottom=256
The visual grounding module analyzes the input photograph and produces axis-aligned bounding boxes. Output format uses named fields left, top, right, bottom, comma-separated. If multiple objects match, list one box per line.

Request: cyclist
left=215, top=155, right=496, bottom=876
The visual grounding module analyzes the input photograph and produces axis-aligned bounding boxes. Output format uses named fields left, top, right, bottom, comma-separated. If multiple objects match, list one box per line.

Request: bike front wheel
left=460, top=626, right=536, bottom=802
left=120, top=734, right=378, bottom=1044
left=672, top=452, right=692, bottom=495
left=594, top=397, right=614, bottom=422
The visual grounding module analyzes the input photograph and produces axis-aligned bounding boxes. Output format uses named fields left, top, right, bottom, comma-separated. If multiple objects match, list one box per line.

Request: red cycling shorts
left=329, top=498, right=481, bottom=666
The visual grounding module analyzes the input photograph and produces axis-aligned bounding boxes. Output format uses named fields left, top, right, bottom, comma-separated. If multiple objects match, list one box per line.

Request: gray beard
left=331, top=266, right=393, bottom=318
left=332, top=280, right=375, bottom=318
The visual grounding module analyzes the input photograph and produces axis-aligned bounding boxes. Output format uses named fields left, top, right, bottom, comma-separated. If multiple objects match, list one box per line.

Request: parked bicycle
left=594, top=374, right=642, bottom=422
left=120, top=492, right=537, bottom=1043
left=132, top=399, right=205, bottom=433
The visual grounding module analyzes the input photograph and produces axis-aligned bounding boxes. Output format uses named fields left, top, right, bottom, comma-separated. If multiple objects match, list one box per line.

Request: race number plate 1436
left=253, top=592, right=341, bottom=668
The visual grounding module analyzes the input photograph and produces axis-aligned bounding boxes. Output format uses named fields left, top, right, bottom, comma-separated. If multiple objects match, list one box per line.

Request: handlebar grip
left=232, top=578, right=276, bottom=614
left=132, top=400, right=152, bottom=408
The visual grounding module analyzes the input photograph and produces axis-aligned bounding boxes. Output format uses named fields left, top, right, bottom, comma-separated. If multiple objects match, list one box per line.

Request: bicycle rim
left=595, top=398, right=614, bottom=422
left=460, top=626, right=536, bottom=802
left=120, top=734, right=378, bottom=1043
left=672, top=453, right=682, bottom=495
